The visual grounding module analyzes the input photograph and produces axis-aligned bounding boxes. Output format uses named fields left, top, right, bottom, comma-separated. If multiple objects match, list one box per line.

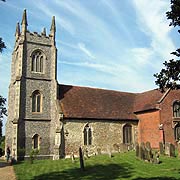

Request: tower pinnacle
left=21, top=9, right=28, bottom=34
left=15, top=22, right=20, bottom=39
left=50, top=16, right=56, bottom=36
left=42, top=27, right=46, bottom=36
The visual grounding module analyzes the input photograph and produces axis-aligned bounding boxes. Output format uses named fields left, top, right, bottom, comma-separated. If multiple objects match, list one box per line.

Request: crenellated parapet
left=14, top=9, right=56, bottom=49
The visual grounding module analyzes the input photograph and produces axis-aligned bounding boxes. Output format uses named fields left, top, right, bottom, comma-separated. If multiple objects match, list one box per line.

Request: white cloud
left=132, top=0, right=175, bottom=61
left=34, top=2, right=75, bottom=35
left=78, top=43, right=95, bottom=59
left=131, top=48, right=153, bottom=65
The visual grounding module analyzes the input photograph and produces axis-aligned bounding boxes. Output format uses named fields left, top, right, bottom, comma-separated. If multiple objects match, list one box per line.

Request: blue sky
left=0, top=0, right=178, bottom=132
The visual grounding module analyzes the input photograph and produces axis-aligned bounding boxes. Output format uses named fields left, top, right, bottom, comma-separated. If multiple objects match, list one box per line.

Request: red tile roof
left=58, top=84, right=165, bottom=120
left=134, top=89, right=164, bottom=113
left=59, top=84, right=137, bottom=120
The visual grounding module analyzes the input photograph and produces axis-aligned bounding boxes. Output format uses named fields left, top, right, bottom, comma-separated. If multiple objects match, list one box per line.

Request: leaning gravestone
left=79, top=147, right=85, bottom=171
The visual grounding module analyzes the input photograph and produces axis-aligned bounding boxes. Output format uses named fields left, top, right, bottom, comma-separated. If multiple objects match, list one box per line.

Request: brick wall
left=160, top=90, right=180, bottom=145
left=137, top=110, right=161, bottom=148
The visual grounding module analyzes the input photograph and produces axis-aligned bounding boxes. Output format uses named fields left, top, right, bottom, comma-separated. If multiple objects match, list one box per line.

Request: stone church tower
left=6, top=10, right=60, bottom=160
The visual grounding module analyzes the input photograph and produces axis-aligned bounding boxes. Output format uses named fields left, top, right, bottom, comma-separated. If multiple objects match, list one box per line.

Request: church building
left=5, top=10, right=180, bottom=160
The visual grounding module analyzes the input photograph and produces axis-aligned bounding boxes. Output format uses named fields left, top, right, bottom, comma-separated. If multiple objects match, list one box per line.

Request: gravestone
left=71, top=152, right=75, bottom=163
left=119, top=143, right=128, bottom=153
left=145, top=142, right=152, bottom=161
left=144, top=147, right=148, bottom=160
left=84, top=149, right=89, bottom=159
left=146, top=141, right=151, bottom=150
left=169, top=143, right=175, bottom=157
left=159, top=142, right=164, bottom=155
left=135, top=144, right=139, bottom=157
left=139, top=145, right=145, bottom=160
left=165, top=143, right=175, bottom=157
left=96, top=148, right=101, bottom=155
left=165, top=142, right=170, bottom=156
left=154, top=151, right=160, bottom=164
left=113, top=143, right=120, bottom=152
left=79, top=147, right=84, bottom=171
left=178, top=143, right=180, bottom=158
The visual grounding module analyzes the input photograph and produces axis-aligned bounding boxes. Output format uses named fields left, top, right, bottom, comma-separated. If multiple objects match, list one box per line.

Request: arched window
left=83, top=124, right=92, bottom=145
left=123, top=124, right=132, bottom=144
left=32, top=134, right=39, bottom=149
left=32, top=90, right=42, bottom=112
left=173, top=101, right=180, bottom=117
left=174, top=123, right=180, bottom=141
left=31, top=51, right=44, bottom=73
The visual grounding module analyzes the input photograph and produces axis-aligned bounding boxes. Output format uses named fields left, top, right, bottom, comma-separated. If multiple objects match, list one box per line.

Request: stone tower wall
left=6, top=10, right=58, bottom=159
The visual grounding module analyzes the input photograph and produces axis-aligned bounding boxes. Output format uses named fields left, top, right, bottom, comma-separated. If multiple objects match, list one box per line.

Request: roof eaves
left=63, top=116, right=139, bottom=121
left=134, top=107, right=160, bottom=114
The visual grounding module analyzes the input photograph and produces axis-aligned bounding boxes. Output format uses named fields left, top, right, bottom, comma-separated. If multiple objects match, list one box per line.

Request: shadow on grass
left=34, top=163, right=132, bottom=180
left=133, top=177, right=178, bottom=180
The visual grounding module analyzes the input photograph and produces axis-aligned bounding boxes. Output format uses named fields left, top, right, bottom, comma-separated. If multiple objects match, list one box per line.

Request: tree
left=0, top=37, right=6, bottom=53
left=154, top=0, right=180, bottom=92
left=0, top=96, right=7, bottom=138
left=0, top=38, right=6, bottom=137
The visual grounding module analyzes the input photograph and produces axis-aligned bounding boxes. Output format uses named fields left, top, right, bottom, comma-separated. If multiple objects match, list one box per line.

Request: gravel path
left=0, top=161, right=16, bottom=180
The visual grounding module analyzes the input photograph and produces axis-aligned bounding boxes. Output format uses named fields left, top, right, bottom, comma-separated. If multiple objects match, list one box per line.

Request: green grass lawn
left=13, top=151, right=180, bottom=180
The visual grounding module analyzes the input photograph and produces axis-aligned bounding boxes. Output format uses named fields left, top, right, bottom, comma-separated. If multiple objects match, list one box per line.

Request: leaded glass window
left=123, top=124, right=132, bottom=144
left=83, top=124, right=92, bottom=145
left=32, top=90, right=42, bottom=112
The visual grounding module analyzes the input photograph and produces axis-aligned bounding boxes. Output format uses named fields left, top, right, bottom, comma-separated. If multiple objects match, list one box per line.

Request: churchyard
left=13, top=146, right=180, bottom=180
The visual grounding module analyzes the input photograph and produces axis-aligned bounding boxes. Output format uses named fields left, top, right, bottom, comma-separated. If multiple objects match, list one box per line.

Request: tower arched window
left=83, top=124, right=92, bottom=145
left=123, top=124, right=132, bottom=144
left=32, top=90, right=42, bottom=113
left=173, top=101, right=180, bottom=117
left=32, top=134, right=39, bottom=149
left=31, top=51, right=44, bottom=73
left=174, top=123, right=180, bottom=141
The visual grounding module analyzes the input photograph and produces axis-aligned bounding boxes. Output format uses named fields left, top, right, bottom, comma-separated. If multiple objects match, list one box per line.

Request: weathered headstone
left=169, top=143, right=175, bottom=157
left=96, top=148, right=101, bottom=155
left=165, top=142, right=175, bottom=157
left=146, top=141, right=151, bottom=150
left=119, top=143, right=128, bottom=153
left=165, top=142, right=170, bottom=156
left=71, top=152, right=75, bottom=163
left=154, top=151, right=160, bottom=164
left=113, top=143, right=120, bottom=152
left=79, top=147, right=84, bottom=171
left=139, top=146, right=145, bottom=160
left=107, top=146, right=113, bottom=158
left=144, top=147, right=148, bottom=160
left=135, top=144, right=139, bottom=157
left=84, top=149, right=89, bottom=159
left=159, top=142, right=164, bottom=155
left=178, top=143, right=180, bottom=158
